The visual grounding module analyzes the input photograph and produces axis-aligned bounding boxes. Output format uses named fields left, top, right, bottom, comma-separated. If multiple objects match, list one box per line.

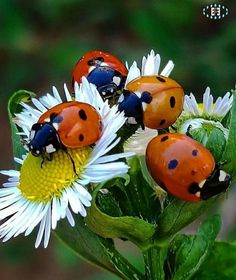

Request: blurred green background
left=0, top=0, right=235, bottom=279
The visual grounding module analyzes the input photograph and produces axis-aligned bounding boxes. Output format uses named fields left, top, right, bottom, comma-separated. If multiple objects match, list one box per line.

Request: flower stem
left=143, top=246, right=167, bottom=280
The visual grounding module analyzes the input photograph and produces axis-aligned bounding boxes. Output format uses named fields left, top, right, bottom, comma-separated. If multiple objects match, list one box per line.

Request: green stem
left=143, top=246, right=167, bottom=280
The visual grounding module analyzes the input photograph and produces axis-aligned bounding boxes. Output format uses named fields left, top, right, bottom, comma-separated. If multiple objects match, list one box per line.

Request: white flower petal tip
left=0, top=79, right=132, bottom=248
left=183, top=87, right=233, bottom=119
left=124, top=127, right=158, bottom=156
left=125, top=50, right=174, bottom=87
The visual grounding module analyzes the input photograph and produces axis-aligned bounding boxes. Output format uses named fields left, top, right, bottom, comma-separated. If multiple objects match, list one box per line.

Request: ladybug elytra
left=146, top=133, right=231, bottom=202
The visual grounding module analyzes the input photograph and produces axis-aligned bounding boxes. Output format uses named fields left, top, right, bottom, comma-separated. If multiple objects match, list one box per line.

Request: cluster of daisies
left=0, top=50, right=233, bottom=248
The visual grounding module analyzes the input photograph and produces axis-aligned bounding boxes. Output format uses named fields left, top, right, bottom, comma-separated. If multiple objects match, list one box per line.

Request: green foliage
left=222, top=90, right=236, bottom=177
left=86, top=176, right=156, bottom=249
left=8, top=90, right=36, bottom=161
left=193, top=241, right=236, bottom=279
left=167, top=215, right=221, bottom=280
left=156, top=198, right=216, bottom=243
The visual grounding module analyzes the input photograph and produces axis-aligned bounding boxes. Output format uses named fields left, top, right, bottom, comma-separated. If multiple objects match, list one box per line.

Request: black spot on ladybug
left=191, top=170, right=197, bottom=176
left=49, top=112, right=58, bottom=122
left=87, top=59, right=94, bottom=66
left=160, top=119, right=166, bottom=126
left=188, top=182, right=200, bottom=194
left=156, top=76, right=166, bottom=83
left=79, top=109, right=87, bottom=120
left=161, top=136, right=169, bottom=142
left=87, top=57, right=104, bottom=66
left=49, top=113, right=63, bottom=123
left=168, top=159, right=178, bottom=170
left=192, top=149, right=198, bottom=156
left=96, top=56, right=105, bottom=62
left=79, top=134, right=84, bottom=141
left=170, top=96, right=176, bottom=108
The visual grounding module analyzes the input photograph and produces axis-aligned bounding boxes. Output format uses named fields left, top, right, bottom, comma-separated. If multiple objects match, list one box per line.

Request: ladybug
left=118, top=90, right=152, bottom=129
left=71, top=50, right=128, bottom=100
left=146, top=133, right=231, bottom=202
left=28, top=101, right=102, bottom=157
left=125, top=75, right=184, bottom=129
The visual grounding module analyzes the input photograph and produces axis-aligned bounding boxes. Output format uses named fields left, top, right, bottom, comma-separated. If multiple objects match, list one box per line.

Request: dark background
left=0, top=1, right=235, bottom=279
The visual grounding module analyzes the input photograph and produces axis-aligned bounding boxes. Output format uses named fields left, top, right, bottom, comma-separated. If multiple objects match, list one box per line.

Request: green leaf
left=56, top=216, right=144, bottom=280
left=7, top=90, right=36, bottom=159
left=167, top=215, right=221, bottom=280
left=125, top=156, right=161, bottom=222
left=193, top=241, right=236, bottom=279
left=85, top=176, right=156, bottom=249
left=55, top=216, right=122, bottom=278
left=222, top=90, right=236, bottom=176
left=156, top=197, right=216, bottom=242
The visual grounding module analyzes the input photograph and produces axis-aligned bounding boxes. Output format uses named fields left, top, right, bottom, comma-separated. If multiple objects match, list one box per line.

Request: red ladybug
left=125, top=75, right=184, bottom=129
left=71, top=50, right=128, bottom=100
left=28, top=101, right=102, bottom=156
left=146, top=133, right=231, bottom=202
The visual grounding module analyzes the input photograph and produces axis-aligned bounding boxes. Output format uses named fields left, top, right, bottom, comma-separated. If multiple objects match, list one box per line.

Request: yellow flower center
left=19, top=148, right=91, bottom=203
left=198, top=103, right=204, bottom=112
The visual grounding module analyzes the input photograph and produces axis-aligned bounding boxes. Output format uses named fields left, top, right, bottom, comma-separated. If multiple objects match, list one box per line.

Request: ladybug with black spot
left=28, top=101, right=102, bottom=157
left=71, top=50, right=128, bottom=100
left=146, top=133, right=231, bottom=202
left=123, top=75, right=184, bottom=129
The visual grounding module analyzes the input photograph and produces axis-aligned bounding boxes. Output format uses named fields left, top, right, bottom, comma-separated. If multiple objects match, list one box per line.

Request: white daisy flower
left=0, top=77, right=133, bottom=248
left=184, top=87, right=233, bottom=119
left=125, top=49, right=175, bottom=87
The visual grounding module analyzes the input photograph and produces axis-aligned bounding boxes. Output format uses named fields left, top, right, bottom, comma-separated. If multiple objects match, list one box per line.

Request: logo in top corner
left=203, top=4, right=229, bottom=20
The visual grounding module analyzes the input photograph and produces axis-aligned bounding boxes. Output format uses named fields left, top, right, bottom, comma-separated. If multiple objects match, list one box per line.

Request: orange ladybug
left=71, top=50, right=128, bottom=99
left=28, top=101, right=102, bottom=156
left=146, top=133, right=231, bottom=202
left=126, top=75, right=184, bottom=129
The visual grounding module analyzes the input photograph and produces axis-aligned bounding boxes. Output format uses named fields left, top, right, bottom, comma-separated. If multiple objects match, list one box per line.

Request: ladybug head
left=28, top=123, right=61, bottom=157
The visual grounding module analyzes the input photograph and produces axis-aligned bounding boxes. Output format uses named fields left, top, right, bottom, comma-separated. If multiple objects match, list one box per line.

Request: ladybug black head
left=28, top=123, right=61, bottom=156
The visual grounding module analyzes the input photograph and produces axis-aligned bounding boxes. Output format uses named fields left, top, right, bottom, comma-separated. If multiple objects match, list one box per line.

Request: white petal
left=125, top=61, right=141, bottom=87
left=64, top=83, right=72, bottom=101
left=65, top=207, right=75, bottom=227
left=43, top=206, right=51, bottom=248
left=160, top=60, right=174, bottom=77
left=35, top=210, right=47, bottom=248
left=53, top=86, right=62, bottom=102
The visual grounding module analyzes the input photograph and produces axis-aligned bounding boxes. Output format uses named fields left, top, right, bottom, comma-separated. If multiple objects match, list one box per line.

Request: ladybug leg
left=41, top=155, right=46, bottom=168
left=186, top=125, right=193, bottom=138
left=40, top=153, right=53, bottom=168
left=170, top=125, right=177, bottom=131
left=47, top=153, right=53, bottom=161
